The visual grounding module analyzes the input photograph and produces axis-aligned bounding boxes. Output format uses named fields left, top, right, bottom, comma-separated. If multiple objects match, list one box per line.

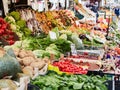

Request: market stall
left=0, top=0, right=120, bottom=90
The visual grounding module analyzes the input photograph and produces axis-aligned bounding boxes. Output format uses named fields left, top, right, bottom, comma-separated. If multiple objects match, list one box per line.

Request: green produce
left=50, top=27, right=60, bottom=39
left=9, top=11, right=20, bottom=21
left=59, top=34, right=67, bottom=40
left=71, top=33, right=84, bottom=49
left=46, top=44, right=61, bottom=59
left=28, top=37, right=71, bottom=54
left=59, top=30, right=72, bottom=36
left=33, top=50, right=46, bottom=58
left=0, top=49, right=21, bottom=78
left=33, top=44, right=61, bottom=59
left=23, top=28, right=32, bottom=37
left=93, top=36, right=105, bottom=44
left=5, top=11, right=32, bottom=39
left=16, top=20, right=26, bottom=28
left=4, top=16, right=15, bottom=24
left=4, top=39, right=31, bottom=50
left=42, top=51, right=51, bottom=58
left=5, top=35, right=71, bottom=59
left=31, top=71, right=108, bottom=90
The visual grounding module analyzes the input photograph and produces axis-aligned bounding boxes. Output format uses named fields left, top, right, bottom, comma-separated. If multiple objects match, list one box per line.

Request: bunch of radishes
left=0, top=17, right=15, bottom=45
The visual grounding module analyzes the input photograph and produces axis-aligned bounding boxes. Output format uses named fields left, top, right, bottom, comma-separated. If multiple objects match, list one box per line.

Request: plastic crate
left=27, top=83, right=40, bottom=90
left=115, top=81, right=120, bottom=90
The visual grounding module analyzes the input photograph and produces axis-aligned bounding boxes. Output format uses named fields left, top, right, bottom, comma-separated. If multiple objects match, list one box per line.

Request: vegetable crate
left=27, top=83, right=39, bottom=90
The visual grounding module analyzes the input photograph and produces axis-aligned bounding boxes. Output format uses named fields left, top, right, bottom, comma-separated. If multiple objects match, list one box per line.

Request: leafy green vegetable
left=33, top=50, right=45, bottom=58
left=71, top=33, right=84, bottom=49
left=51, top=27, right=60, bottom=38
left=59, top=34, right=67, bottom=40
left=31, top=71, right=108, bottom=90
left=73, top=82, right=84, bottom=89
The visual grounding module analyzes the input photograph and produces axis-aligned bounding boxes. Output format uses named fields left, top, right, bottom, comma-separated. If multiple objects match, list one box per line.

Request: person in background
left=90, top=2, right=99, bottom=22
left=114, top=8, right=119, bottom=18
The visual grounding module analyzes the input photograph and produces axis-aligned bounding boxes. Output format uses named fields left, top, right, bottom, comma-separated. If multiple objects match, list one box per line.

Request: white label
left=49, top=31, right=57, bottom=40
left=70, top=44, right=77, bottom=55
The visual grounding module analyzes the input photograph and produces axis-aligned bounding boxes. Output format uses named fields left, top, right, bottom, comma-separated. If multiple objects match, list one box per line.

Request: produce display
left=52, top=59, right=88, bottom=74
left=0, top=2, right=120, bottom=90
left=13, top=49, right=48, bottom=78
left=31, top=71, right=108, bottom=90
left=5, top=11, right=32, bottom=39
left=35, top=10, right=77, bottom=33
left=0, top=18, right=17, bottom=45
left=4, top=30, right=71, bottom=59
left=63, top=55, right=101, bottom=71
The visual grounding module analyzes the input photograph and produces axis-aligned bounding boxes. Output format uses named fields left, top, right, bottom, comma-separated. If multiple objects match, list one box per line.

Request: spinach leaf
left=73, top=82, right=84, bottom=89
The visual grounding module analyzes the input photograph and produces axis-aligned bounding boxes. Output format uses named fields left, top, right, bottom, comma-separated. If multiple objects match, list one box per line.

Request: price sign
left=49, top=31, right=57, bottom=40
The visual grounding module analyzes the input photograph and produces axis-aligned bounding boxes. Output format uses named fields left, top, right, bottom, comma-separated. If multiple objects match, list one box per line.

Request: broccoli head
left=9, top=11, right=20, bottom=21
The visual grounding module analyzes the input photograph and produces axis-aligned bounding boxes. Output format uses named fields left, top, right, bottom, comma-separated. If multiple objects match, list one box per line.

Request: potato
left=18, top=50, right=28, bottom=58
left=17, top=57, right=23, bottom=64
left=22, top=67, right=33, bottom=77
left=24, top=66, right=33, bottom=72
left=26, top=51, right=35, bottom=58
left=22, top=57, right=35, bottom=66
left=21, top=66, right=25, bottom=69
left=30, top=61, right=45, bottom=69
left=42, top=57, right=49, bottom=63
left=13, top=49, right=20, bottom=56
left=35, top=58, right=42, bottom=62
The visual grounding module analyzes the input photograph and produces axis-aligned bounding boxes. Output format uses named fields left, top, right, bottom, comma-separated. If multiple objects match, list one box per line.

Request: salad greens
left=31, top=71, right=108, bottom=90
left=28, top=37, right=71, bottom=53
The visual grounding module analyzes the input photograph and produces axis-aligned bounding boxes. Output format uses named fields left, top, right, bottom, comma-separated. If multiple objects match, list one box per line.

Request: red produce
left=53, top=60, right=88, bottom=74
left=0, top=17, right=16, bottom=45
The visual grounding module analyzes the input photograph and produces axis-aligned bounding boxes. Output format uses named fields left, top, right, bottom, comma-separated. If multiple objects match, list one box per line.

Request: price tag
left=49, top=31, right=57, bottom=40
left=70, top=44, right=77, bottom=55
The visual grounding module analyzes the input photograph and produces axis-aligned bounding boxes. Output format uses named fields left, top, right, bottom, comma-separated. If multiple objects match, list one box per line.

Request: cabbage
left=4, top=41, right=22, bottom=50
left=59, top=34, right=67, bottom=40
left=33, top=50, right=45, bottom=58
left=71, top=33, right=84, bottom=49
left=46, top=44, right=61, bottom=59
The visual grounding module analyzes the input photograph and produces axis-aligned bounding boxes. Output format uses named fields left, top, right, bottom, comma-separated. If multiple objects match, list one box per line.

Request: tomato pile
left=53, top=60, right=88, bottom=74
left=0, top=18, right=15, bottom=45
